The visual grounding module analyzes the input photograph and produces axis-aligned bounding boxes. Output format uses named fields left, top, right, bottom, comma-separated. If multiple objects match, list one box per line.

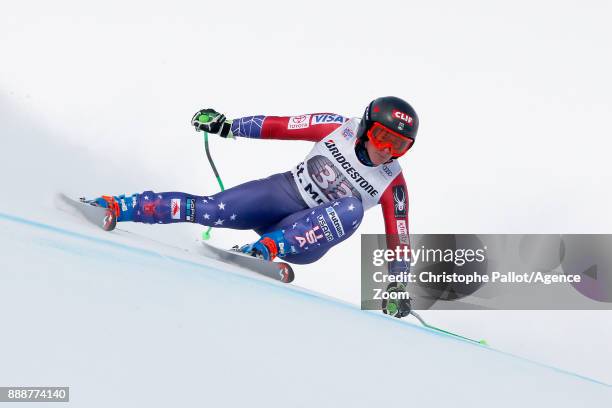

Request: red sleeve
left=379, top=172, right=411, bottom=251
left=261, top=113, right=346, bottom=142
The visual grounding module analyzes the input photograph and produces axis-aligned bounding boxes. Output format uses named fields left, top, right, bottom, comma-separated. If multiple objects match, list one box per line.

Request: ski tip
left=479, top=339, right=488, bottom=346
left=277, top=263, right=295, bottom=283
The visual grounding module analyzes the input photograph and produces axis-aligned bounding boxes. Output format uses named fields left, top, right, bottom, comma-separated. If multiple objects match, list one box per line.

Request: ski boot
left=239, top=230, right=288, bottom=261
left=85, top=194, right=139, bottom=222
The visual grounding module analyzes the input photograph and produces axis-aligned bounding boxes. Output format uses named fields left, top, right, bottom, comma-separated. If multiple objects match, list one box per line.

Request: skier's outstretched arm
left=191, top=108, right=346, bottom=142
left=378, top=172, right=412, bottom=318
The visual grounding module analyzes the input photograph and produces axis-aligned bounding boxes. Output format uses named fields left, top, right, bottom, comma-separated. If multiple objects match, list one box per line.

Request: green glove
left=191, top=108, right=234, bottom=138
left=382, top=283, right=412, bottom=318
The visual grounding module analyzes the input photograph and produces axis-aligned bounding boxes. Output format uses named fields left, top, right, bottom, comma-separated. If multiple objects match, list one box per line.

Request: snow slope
left=1, top=209, right=611, bottom=407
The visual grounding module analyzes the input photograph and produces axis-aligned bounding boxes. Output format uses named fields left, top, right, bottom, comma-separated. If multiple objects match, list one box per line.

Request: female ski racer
left=91, top=96, right=418, bottom=318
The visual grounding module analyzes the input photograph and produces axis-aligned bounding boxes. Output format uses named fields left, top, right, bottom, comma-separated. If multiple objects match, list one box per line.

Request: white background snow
left=1, top=0, right=612, bottom=401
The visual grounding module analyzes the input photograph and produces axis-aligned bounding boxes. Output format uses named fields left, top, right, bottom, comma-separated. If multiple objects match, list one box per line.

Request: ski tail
left=57, top=193, right=117, bottom=231
left=200, top=241, right=295, bottom=283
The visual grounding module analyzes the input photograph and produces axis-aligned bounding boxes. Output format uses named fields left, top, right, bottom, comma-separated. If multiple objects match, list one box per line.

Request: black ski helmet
left=356, top=96, right=419, bottom=157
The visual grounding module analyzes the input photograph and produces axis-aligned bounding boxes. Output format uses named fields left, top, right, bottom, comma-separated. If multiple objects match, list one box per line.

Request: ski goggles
left=366, top=122, right=414, bottom=157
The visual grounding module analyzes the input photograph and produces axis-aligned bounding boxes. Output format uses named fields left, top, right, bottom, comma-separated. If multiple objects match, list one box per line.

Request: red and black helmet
left=356, top=96, right=419, bottom=158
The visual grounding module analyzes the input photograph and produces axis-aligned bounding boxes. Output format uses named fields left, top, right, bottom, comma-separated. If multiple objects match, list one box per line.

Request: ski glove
left=191, top=108, right=234, bottom=138
left=382, top=283, right=412, bottom=319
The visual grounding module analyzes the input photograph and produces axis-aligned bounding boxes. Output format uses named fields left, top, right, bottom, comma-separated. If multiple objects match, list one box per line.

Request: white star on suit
left=218, top=202, right=226, bottom=210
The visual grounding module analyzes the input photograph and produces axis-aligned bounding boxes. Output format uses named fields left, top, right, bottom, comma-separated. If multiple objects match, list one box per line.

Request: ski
left=410, top=311, right=488, bottom=346
left=199, top=241, right=295, bottom=283
left=57, top=193, right=292, bottom=282
left=57, top=193, right=117, bottom=231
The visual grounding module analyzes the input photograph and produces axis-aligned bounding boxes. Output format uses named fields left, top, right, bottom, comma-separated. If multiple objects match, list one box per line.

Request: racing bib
left=291, top=118, right=401, bottom=210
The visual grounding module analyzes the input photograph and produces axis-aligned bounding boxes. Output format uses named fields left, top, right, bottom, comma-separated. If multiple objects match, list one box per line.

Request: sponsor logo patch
left=396, top=220, right=410, bottom=244
left=392, top=109, right=414, bottom=126
left=325, top=206, right=345, bottom=238
left=381, top=165, right=393, bottom=177
left=171, top=198, right=181, bottom=220
left=393, top=186, right=407, bottom=218
left=342, top=127, right=354, bottom=140
left=311, top=114, right=345, bottom=126
left=288, top=115, right=311, bottom=129
left=317, top=214, right=334, bottom=242
left=186, top=198, right=196, bottom=222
